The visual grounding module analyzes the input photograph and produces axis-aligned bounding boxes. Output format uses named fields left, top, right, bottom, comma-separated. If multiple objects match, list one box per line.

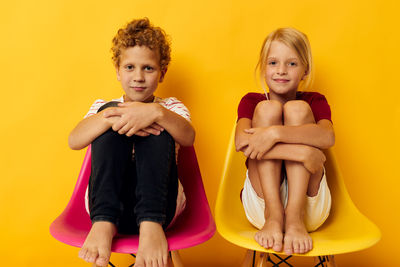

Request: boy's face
left=264, top=41, right=307, bottom=98
left=116, top=46, right=165, bottom=102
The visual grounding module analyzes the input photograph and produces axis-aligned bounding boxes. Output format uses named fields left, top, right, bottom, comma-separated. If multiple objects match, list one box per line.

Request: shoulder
left=157, top=97, right=191, bottom=121
left=241, top=92, right=266, bottom=102
left=84, top=97, right=123, bottom=118
left=298, top=91, right=328, bottom=101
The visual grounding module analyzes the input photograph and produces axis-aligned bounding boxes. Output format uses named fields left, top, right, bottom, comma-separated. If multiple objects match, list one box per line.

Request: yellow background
left=1, top=0, right=399, bottom=266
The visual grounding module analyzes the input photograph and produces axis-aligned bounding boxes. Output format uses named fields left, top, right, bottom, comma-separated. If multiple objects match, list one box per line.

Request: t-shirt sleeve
left=309, top=93, right=332, bottom=122
left=162, top=97, right=191, bottom=121
left=237, top=93, right=265, bottom=120
left=84, top=99, right=106, bottom=118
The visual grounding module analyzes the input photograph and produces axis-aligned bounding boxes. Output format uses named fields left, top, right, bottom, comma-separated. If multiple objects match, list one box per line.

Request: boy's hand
left=302, top=147, right=326, bottom=174
left=135, top=123, right=164, bottom=137
left=243, top=127, right=278, bottom=160
left=103, top=102, right=160, bottom=137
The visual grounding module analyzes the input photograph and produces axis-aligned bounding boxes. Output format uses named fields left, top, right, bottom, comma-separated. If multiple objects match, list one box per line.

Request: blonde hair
left=255, top=28, right=314, bottom=96
left=111, top=18, right=171, bottom=71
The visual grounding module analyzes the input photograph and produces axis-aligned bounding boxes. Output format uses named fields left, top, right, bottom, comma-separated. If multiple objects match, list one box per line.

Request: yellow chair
left=215, top=126, right=381, bottom=266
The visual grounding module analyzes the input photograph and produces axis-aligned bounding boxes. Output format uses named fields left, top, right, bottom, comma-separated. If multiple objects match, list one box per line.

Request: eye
left=268, top=61, right=277, bottom=65
left=125, top=65, right=134, bottom=70
left=144, top=66, right=154, bottom=71
left=289, top=62, right=298, bottom=66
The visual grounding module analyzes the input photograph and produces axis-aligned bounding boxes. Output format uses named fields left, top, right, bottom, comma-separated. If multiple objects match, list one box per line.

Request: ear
left=159, top=68, right=167, bottom=83
left=301, top=69, right=309, bottom=80
left=115, top=66, right=121, bottom=81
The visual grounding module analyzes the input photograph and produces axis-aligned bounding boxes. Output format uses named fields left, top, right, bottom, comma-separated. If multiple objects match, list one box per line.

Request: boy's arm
left=104, top=102, right=195, bottom=147
left=68, top=110, right=118, bottom=150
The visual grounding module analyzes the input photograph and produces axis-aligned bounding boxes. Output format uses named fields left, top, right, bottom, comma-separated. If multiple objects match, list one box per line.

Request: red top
left=237, top=92, right=332, bottom=122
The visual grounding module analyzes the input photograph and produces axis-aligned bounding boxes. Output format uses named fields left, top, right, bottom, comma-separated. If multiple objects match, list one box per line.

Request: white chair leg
left=171, top=250, right=184, bottom=267
left=241, top=250, right=255, bottom=267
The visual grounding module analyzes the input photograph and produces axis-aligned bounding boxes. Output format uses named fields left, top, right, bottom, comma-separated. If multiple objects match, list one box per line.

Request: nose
left=133, top=69, right=145, bottom=82
left=277, top=64, right=287, bottom=75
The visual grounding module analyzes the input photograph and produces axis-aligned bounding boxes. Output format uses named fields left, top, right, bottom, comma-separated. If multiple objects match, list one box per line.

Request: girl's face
left=116, top=46, right=165, bottom=102
left=265, top=41, right=307, bottom=100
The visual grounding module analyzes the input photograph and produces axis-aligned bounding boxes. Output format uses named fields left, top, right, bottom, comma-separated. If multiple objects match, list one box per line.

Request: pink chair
left=50, top=145, right=215, bottom=265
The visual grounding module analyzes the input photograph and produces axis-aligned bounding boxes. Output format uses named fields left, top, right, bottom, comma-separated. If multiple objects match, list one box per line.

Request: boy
left=69, top=18, right=194, bottom=267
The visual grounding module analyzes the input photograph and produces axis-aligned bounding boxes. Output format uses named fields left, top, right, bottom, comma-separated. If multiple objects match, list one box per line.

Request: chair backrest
left=50, top=145, right=215, bottom=254
left=215, top=126, right=381, bottom=256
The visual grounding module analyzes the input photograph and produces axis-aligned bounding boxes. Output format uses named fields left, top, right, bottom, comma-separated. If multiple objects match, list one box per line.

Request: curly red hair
left=111, top=18, right=171, bottom=71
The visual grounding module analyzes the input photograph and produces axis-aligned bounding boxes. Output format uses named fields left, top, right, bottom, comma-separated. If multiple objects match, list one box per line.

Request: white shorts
left=241, top=169, right=331, bottom=232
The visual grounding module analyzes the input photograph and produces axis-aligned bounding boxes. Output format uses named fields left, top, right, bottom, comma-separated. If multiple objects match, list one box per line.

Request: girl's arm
left=236, top=118, right=327, bottom=173
left=104, top=102, right=195, bottom=147
left=271, top=119, right=335, bottom=149
left=68, top=111, right=118, bottom=150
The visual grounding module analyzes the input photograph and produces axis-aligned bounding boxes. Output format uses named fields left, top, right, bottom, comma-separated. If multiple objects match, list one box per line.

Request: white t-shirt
left=84, top=96, right=189, bottom=224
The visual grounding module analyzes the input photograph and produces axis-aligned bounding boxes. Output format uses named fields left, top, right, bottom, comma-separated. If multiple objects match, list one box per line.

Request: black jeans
left=88, top=102, right=178, bottom=234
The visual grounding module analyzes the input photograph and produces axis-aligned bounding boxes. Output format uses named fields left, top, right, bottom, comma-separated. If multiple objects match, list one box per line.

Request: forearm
left=154, top=104, right=195, bottom=147
left=68, top=111, right=112, bottom=150
left=275, top=120, right=335, bottom=149
left=260, top=143, right=315, bottom=163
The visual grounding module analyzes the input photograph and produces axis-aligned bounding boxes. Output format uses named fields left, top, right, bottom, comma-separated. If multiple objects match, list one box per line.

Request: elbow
left=323, top=131, right=335, bottom=149
left=68, top=134, right=83, bottom=150
left=179, top=128, right=195, bottom=147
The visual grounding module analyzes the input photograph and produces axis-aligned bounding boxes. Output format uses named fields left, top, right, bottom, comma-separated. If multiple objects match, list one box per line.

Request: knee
left=97, top=101, right=120, bottom=113
left=283, top=100, right=314, bottom=125
left=252, top=100, right=283, bottom=127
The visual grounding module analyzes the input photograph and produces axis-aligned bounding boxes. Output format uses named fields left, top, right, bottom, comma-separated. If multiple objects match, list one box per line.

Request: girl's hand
left=103, top=102, right=160, bottom=137
left=243, top=127, right=278, bottom=160
left=303, top=147, right=326, bottom=174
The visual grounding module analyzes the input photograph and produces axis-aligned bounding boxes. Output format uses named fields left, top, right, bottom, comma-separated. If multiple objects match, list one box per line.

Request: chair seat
left=215, top=127, right=381, bottom=257
left=50, top=145, right=215, bottom=254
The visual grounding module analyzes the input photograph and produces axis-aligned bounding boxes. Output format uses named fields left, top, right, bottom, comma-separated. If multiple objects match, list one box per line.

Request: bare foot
left=254, top=212, right=284, bottom=252
left=78, top=221, right=117, bottom=267
left=135, top=221, right=169, bottom=267
left=283, top=212, right=312, bottom=255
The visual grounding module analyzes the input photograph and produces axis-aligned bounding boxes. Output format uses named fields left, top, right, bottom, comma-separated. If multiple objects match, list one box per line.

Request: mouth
left=273, top=78, right=290, bottom=83
left=130, top=86, right=146, bottom=92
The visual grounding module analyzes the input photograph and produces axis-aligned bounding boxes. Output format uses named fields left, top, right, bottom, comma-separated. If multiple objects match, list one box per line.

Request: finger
left=143, top=127, right=161, bottom=135
left=103, top=107, right=121, bottom=118
left=135, top=130, right=150, bottom=137
left=112, top=120, right=125, bottom=132
left=150, top=123, right=164, bottom=132
left=118, top=123, right=132, bottom=135
left=244, top=128, right=255, bottom=134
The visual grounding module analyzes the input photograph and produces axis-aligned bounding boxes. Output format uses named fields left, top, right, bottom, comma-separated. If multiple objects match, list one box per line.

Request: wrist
left=152, top=103, right=164, bottom=122
left=270, top=125, right=282, bottom=144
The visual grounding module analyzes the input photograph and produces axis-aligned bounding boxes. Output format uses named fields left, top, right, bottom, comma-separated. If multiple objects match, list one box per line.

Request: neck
left=268, top=91, right=297, bottom=104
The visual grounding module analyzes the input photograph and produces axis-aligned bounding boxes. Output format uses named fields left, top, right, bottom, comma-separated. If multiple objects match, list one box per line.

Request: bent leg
left=133, top=131, right=178, bottom=267
left=80, top=102, right=133, bottom=267
left=282, top=100, right=322, bottom=255
left=247, top=100, right=284, bottom=252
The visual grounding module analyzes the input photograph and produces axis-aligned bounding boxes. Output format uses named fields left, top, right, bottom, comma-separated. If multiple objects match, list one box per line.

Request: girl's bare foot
left=283, top=212, right=312, bottom=255
left=78, top=221, right=117, bottom=267
left=254, top=212, right=284, bottom=252
left=135, top=221, right=169, bottom=267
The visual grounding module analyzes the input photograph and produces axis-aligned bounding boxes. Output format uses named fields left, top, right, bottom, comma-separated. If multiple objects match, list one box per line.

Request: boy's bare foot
left=78, top=221, right=117, bottom=267
left=135, top=221, right=169, bottom=267
left=254, top=212, right=284, bottom=252
left=283, top=212, right=312, bottom=255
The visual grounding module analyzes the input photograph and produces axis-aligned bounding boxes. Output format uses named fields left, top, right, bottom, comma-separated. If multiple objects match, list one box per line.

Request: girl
left=235, top=28, right=334, bottom=255
left=68, top=18, right=194, bottom=267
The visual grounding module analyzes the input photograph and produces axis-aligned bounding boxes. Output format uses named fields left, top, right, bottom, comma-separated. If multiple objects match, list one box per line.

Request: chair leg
left=241, top=250, right=256, bottom=267
left=313, top=255, right=337, bottom=267
left=171, top=250, right=184, bottom=267
left=256, top=252, right=268, bottom=267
